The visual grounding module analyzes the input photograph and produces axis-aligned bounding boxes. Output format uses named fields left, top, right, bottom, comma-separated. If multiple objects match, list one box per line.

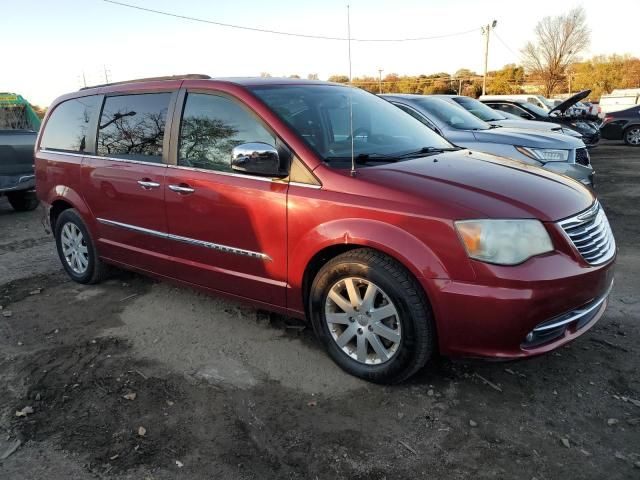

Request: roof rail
left=79, top=74, right=211, bottom=90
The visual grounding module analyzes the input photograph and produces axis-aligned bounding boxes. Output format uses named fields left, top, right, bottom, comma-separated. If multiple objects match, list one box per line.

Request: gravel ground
left=0, top=141, right=638, bottom=479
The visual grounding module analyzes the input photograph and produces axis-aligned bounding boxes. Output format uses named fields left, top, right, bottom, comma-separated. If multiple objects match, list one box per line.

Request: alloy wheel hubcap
left=61, top=222, right=89, bottom=274
left=627, top=128, right=640, bottom=145
left=324, top=277, right=401, bottom=365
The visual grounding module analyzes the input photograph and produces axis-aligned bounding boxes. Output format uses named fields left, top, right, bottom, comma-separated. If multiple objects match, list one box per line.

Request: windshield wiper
left=325, top=147, right=460, bottom=164
left=394, top=146, right=461, bottom=158
left=325, top=153, right=401, bottom=164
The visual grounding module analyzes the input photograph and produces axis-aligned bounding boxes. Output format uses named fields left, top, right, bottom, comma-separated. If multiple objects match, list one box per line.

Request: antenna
left=347, top=5, right=356, bottom=177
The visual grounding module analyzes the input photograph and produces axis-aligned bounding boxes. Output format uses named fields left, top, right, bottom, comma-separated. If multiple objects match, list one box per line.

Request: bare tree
left=521, top=7, right=590, bottom=96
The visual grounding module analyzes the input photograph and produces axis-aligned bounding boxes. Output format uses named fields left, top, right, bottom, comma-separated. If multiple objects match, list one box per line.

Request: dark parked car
left=36, top=76, right=615, bottom=383
left=480, top=91, right=601, bottom=148
left=0, top=93, right=40, bottom=211
left=600, top=105, right=640, bottom=145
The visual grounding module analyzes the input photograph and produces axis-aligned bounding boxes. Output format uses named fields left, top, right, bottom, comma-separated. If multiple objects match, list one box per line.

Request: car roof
left=481, top=98, right=528, bottom=104
left=80, top=75, right=343, bottom=91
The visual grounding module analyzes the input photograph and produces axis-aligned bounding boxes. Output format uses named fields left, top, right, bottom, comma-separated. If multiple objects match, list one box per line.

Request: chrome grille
left=575, top=147, right=590, bottom=166
left=559, top=202, right=616, bottom=265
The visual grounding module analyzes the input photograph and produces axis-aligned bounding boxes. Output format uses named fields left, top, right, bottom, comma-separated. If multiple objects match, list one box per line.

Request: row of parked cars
left=3, top=76, right=617, bottom=383
left=0, top=88, right=602, bottom=213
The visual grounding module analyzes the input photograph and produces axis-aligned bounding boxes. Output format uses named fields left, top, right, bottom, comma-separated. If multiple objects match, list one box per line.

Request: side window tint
left=179, top=93, right=276, bottom=172
left=495, top=104, right=520, bottom=116
left=97, top=93, right=170, bottom=162
left=40, top=96, right=100, bottom=152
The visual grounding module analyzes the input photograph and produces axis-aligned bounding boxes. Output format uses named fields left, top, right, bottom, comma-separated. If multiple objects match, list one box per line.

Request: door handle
left=137, top=180, right=160, bottom=189
left=168, top=184, right=195, bottom=194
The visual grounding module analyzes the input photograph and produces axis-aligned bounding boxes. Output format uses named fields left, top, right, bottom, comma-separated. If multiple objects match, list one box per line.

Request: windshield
left=250, top=85, right=453, bottom=165
left=451, top=96, right=507, bottom=122
left=414, top=97, right=490, bottom=130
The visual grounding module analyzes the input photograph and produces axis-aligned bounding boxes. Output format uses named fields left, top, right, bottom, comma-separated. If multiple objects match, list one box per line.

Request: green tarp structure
left=0, top=93, right=41, bottom=131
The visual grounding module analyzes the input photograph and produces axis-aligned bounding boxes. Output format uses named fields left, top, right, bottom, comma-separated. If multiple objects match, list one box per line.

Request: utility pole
left=481, top=20, right=497, bottom=96
left=82, top=71, right=87, bottom=88
left=103, top=65, right=111, bottom=84
left=377, top=68, right=384, bottom=94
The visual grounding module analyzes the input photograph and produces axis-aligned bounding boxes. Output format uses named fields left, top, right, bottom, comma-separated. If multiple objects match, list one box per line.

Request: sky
left=2, top=0, right=639, bottom=106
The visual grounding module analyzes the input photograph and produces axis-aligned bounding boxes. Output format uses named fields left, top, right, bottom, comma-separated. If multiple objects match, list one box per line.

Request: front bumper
left=582, top=131, right=600, bottom=148
left=424, top=252, right=615, bottom=359
left=0, top=173, right=35, bottom=193
left=522, top=280, right=613, bottom=348
left=542, top=161, right=594, bottom=187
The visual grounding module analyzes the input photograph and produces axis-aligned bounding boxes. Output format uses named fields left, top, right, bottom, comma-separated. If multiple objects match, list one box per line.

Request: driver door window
left=178, top=93, right=276, bottom=172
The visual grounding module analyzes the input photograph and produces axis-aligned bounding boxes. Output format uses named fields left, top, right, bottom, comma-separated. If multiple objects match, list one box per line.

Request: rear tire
left=309, top=248, right=435, bottom=384
left=54, top=209, right=108, bottom=284
left=623, top=126, right=640, bottom=146
left=7, top=190, right=39, bottom=212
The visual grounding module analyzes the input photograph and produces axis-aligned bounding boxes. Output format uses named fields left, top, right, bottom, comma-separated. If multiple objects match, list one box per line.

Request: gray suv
left=382, top=94, right=593, bottom=187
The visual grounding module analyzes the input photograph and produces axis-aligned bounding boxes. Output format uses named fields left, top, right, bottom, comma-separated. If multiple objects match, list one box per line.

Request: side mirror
left=231, top=142, right=287, bottom=177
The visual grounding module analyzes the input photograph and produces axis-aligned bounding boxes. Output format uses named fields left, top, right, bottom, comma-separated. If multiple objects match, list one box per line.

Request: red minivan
left=35, top=76, right=616, bottom=383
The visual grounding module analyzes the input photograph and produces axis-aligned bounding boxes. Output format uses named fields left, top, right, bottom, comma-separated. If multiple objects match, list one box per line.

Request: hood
left=360, top=150, right=593, bottom=222
left=472, top=127, right=583, bottom=149
left=549, top=90, right=591, bottom=114
left=491, top=119, right=582, bottom=138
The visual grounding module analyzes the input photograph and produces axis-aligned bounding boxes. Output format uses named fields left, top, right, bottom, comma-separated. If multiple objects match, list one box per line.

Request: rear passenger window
left=40, top=96, right=100, bottom=152
left=178, top=93, right=275, bottom=172
left=97, top=93, right=170, bottom=162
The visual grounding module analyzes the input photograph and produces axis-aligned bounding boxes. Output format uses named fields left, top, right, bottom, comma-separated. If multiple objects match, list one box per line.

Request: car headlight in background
left=515, top=146, right=569, bottom=162
left=455, top=219, right=553, bottom=265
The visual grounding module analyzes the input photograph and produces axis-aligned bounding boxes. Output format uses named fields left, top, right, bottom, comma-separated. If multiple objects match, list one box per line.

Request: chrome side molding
left=97, top=218, right=272, bottom=261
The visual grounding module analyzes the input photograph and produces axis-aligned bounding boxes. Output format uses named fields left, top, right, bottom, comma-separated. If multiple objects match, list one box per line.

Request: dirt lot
left=0, top=141, right=639, bottom=479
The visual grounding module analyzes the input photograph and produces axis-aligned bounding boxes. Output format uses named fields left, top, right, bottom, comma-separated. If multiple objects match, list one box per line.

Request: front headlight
left=455, top=219, right=553, bottom=265
left=515, top=146, right=569, bottom=162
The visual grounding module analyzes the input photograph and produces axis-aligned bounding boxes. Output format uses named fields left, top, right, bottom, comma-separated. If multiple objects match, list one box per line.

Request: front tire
left=54, top=209, right=107, bottom=284
left=7, top=190, right=39, bottom=212
left=624, top=126, right=640, bottom=146
left=309, top=248, right=435, bottom=384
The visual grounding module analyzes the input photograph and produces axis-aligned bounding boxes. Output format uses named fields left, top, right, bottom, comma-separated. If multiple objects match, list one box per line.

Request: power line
left=103, top=0, right=479, bottom=42
left=493, top=31, right=520, bottom=60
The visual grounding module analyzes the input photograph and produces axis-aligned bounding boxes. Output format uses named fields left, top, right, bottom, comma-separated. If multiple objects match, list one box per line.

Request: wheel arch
left=45, top=186, right=93, bottom=235
left=290, top=218, right=450, bottom=315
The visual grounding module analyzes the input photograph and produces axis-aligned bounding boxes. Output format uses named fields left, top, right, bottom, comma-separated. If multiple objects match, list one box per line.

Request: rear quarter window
left=40, top=96, right=100, bottom=152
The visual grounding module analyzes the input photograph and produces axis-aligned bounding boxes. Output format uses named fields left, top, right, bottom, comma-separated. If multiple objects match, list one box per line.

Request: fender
left=44, top=185, right=96, bottom=232
left=287, top=218, right=453, bottom=314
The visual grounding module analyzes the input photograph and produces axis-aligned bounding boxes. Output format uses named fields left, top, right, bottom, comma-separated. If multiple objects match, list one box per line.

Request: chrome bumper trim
left=532, top=280, right=614, bottom=333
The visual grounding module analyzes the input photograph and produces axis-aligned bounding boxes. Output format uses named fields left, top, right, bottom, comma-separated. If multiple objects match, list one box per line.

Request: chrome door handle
left=137, top=180, right=160, bottom=189
left=168, top=184, right=195, bottom=194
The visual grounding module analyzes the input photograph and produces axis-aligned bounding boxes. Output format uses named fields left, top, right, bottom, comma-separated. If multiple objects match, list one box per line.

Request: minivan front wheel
left=309, top=248, right=435, bottom=384
left=54, top=209, right=107, bottom=284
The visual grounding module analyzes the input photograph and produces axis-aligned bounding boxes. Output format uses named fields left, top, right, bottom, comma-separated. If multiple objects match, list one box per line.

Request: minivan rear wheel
left=309, top=248, right=435, bottom=384
left=54, top=209, right=108, bottom=284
